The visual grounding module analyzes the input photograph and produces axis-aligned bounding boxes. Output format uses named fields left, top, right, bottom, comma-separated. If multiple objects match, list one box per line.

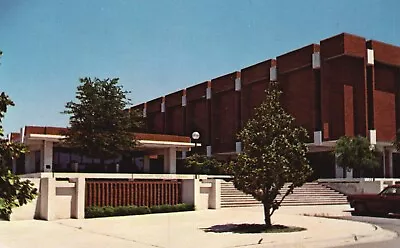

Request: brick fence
left=85, top=180, right=182, bottom=207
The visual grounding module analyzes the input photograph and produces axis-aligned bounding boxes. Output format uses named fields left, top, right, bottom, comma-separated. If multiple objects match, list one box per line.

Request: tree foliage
left=184, top=154, right=223, bottom=174
left=225, top=83, right=312, bottom=227
left=0, top=92, right=37, bottom=220
left=63, top=77, right=143, bottom=161
left=335, top=135, right=379, bottom=177
left=393, top=129, right=400, bottom=152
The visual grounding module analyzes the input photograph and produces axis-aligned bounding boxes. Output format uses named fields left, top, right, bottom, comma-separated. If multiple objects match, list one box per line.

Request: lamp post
left=191, top=131, right=200, bottom=154
left=191, top=131, right=200, bottom=178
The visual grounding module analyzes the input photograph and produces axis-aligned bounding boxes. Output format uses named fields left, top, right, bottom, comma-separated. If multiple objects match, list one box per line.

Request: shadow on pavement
left=200, top=223, right=306, bottom=233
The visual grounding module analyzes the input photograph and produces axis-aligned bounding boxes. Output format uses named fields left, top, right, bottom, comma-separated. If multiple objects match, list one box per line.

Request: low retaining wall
left=11, top=174, right=225, bottom=221
left=10, top=177, right=85, bottom=221
left=318, top=178, right=400, bottom=195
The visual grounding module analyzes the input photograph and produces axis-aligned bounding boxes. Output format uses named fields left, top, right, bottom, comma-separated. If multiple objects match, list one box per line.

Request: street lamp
left=191, top=131, right=200, bottom=153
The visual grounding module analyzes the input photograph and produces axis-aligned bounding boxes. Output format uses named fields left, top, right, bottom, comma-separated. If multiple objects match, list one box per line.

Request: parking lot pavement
left=0, top=206, right=395, bottom=248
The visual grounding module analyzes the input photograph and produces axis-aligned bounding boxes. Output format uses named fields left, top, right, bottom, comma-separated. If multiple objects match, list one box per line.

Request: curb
left=259, top=222, right=397, bottom=248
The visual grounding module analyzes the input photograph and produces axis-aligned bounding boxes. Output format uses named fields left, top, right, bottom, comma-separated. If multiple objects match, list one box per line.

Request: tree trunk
left=263, top=202, right=272, bottom=227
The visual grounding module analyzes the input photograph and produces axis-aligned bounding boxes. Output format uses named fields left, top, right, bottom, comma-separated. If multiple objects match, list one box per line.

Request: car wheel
left=353, top=203, right=368, bottom=216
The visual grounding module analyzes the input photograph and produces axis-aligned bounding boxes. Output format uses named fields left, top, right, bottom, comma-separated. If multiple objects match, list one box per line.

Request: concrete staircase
left=220, top=181, right=349, bottom=208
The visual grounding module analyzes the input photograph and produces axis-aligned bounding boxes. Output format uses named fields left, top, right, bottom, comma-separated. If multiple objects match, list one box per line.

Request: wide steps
left=220, top=182, right=348, bottom=208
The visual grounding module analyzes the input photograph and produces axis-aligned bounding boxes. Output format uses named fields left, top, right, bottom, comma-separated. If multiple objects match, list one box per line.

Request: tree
left=184, top=154, right=223, bottom=174
left=335, top=135, right=379, bottom=177
left=63, top=77, right=143, bottom=164
left=0, top=92, right=38, bottom=220
left=225, top=83, right=312, bottom=227
left=393, top=129, right=400, bottom=152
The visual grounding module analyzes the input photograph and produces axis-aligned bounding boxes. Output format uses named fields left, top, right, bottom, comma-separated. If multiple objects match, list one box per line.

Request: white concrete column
left=70, top=177, right=85, bottom=219
left=383, top=148, right=393, bottom=178
left=42, top=141, right=53, bottom=172
left=209, top=179, right=221, bottom=209
left=388, top=149, right=393, bottom=178
left=12, top=159, right=17, bottom=174
left=346, top=168, right=353, bottom=179
left=163, top=147, right=176, bottom=174
left=382, top=149, right=386, bottom=178
left=25, top=151, right=35, bottom=173
left=39, top=177, right=56, bottom=221
left=334, top=154, right=344, bottom=178
left=182, top=179, right=200, bottom=207
left=143, top=156, right=150, bottom=173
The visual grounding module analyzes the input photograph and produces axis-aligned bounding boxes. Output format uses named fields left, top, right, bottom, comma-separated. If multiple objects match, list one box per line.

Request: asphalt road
left=336, top=214, right=400, bottom=248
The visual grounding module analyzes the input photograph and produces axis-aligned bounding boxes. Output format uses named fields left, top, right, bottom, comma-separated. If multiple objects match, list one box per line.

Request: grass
left=202, top=223, right=306, bottom=233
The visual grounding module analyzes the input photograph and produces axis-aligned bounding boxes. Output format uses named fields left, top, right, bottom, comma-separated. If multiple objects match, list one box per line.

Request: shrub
left=85, top=206, right=104, bottom=218
left=85, top=203, right=194, bottom=218
left=0, top=169, right=38, bottom=220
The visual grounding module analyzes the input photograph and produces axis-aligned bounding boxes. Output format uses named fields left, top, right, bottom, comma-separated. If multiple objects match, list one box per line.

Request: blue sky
left=0, top=0, right=399, bottom=134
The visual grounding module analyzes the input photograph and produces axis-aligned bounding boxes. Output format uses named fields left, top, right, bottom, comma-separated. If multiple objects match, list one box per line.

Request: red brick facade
left=133, top=33, right=400, bottom=156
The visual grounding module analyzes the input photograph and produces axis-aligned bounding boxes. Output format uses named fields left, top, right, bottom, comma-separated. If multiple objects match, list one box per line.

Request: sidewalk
left=0, top=205, right=396, bottom=248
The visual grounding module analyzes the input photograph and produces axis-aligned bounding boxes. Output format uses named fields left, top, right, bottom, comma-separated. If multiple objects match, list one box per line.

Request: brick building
left=132, top=33, right=400, bottom=179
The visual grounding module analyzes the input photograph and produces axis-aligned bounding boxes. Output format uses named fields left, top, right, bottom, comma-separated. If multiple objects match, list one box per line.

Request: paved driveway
left=0, top=206, right=395, bottom=248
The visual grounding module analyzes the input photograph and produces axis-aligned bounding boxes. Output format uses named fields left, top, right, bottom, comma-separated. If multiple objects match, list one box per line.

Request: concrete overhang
left=24, top=133, right=196, bottom=150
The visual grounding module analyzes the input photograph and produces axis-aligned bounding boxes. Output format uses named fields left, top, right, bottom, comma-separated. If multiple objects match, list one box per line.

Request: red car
left=347, top=184, right=400, bottom=216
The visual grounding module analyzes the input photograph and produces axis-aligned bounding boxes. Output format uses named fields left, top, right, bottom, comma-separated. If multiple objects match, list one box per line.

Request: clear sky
left=0, top=0, right=399, bottom=134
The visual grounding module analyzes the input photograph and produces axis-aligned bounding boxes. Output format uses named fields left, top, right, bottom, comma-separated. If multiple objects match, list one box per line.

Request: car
left=347, top=184, right=400, bottom=216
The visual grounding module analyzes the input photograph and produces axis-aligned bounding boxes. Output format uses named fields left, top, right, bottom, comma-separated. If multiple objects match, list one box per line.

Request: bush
left=0, top=168, right=38, bottom=220
left=85, top=203, right=194, bottom=218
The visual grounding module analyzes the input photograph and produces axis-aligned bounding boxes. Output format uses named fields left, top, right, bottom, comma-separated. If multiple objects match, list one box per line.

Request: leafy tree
left=184, top=154, right=223, bottom=174
left=225, top=83, right=312, bottom=227
left=63, top=77, right=143, bottom=164
left=393, top=129, right=400, bottom=152
left=0, top=92, right=38, bottom=220
left=335, top=135, right=379, bottom=177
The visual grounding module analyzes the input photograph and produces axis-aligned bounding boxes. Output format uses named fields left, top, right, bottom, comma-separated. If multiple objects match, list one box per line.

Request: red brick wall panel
left=240, top=60, right=273, bottom=127
left=374, top=91, right=395, bottom=141
left=320, top=55, right=367, bottom=140
left=146, top=112, right=164, bottom=134
left=277, top=44, right=319, bottom=73
left=279, top=68, right=316, bottom=138
left=320, top=33, right=366, bottom=59
left=375, top=63, right=397, bottom=92
left=186, top=82, right=208, bottom=101
left=165, top=90, right=183, bottom=108
left=320, top=34, right=346, bottom=59
left=166, top=106, right=184, bottom=135
left=343, top=84, right=355, bottom=136
left=146, top=98, right=162, bottom=113
left=211, top=90, right=237, bottom=153
left=85, top=180, right=182, bottom=207
left=25, top=126, right=45, bottom=135
left=186, top=99, right=208, bottom=145
left=329, top=83, right=345, bottom=139
left=344, top=34, right=366, bottom=58
left=241, top=79, right=269, bottom=126
left=367, top=40, right=400, bottom=66
left=374, top=63, right=397, bottom=141
left=241, top=59, right=274, bottom=86
left=211, top=72, right=239, bottom=94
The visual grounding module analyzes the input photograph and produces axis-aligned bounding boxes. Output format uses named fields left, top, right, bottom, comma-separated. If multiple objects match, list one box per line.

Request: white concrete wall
left=9, top=177, right=85, bottom=221
left=319, top=178, right=400, bottom=195
left=42, top=141, right=53, bottom=172
left=181, top=179, right=222, bottom=210
left=9, top=178, right=41, bottom=221
left=12, top=174, right=226, bottom=220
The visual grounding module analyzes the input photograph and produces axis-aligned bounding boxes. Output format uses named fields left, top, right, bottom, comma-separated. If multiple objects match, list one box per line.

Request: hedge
left=85, top=203, right=195, bottom=218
